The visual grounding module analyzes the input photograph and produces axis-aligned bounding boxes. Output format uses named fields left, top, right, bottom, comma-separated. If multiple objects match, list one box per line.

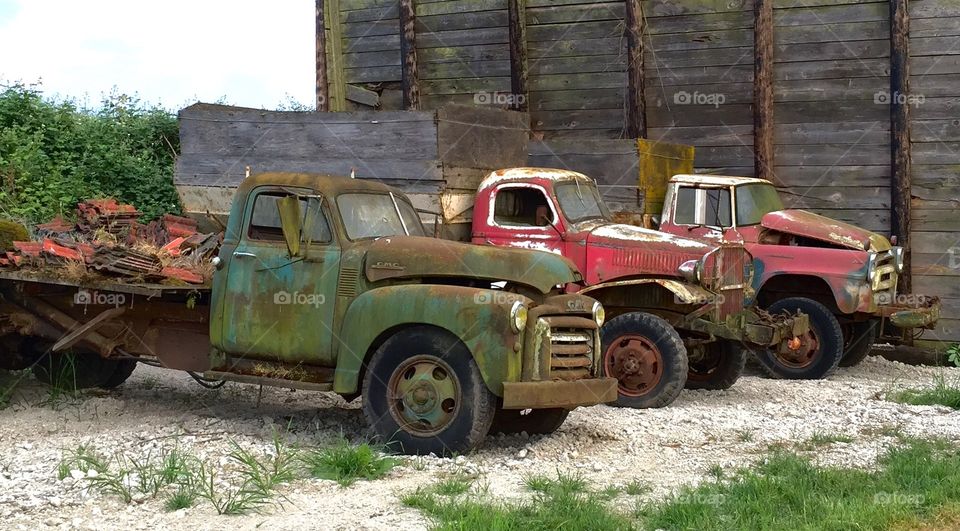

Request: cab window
left=494, top=187, right=554, bottom=227
left=674, top=187, right=697, bottom=225
left=705, top=188, right=732, bottom=227
left=248, top=192, right=332, bottom=243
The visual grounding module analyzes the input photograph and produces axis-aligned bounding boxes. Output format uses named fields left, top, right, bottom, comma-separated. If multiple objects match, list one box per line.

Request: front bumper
left=687, top=310, right=811, bottom=347
left=501, top=377, right=618, bottom=409
left=877, top=296, right=941, bottom=329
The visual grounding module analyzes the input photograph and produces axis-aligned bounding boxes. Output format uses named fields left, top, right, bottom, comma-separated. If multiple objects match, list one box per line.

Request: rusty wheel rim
left=603, top=335, right=663, bottom=397
left=387, top=355, right=461, bottom=437
left=777, top=329, right=819, bottom=369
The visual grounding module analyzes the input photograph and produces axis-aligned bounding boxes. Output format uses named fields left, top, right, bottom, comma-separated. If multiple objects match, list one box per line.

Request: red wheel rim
left=777, top=329, right=819, bottom=369
left=603, top=335, right=663, bottom=397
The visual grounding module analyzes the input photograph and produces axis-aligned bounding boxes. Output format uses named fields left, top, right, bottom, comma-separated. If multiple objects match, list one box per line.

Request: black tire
left=756, top=297, right=844, bottom=380
left=362, top=326, right=496, bottom=456
left=32, top=350, right=119, bottom=390
left=100, top=359, right=138, bottom=389
left=0, top=335, right=37, bottom=371
left=600, top=312, right=688, bottom=408
left=839, top=320, right=878, bottom=368
left=489, top=407, right=569, bottom=435
left=686, top=341, right=746, bottom=390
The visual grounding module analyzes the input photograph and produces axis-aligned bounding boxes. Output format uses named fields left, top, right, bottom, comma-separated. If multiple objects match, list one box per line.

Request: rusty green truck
left=0, top=173, right=616, bottom=455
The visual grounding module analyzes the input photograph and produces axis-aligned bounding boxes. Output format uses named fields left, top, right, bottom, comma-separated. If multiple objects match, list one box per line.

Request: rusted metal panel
left=761, top=209, right=890, bottom=252
left=501, top=378, right=617, bottom=409
left=639, top=139, right=694, bottom=216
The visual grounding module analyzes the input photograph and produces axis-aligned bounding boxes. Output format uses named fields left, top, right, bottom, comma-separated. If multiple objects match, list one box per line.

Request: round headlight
left=592, top=301, right=605, bottom=327
left=510, top=301, right=528, bottom=333
left=678, top=259, right=701, bottom=283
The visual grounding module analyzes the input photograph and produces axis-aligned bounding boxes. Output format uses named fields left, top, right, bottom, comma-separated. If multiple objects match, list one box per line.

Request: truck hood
left=363, top=236, right=581, bottom=294
left=581, top=221, right=714, bottom=279
left=583, top=221, right=712, bottom=255
left=761, top=210, right=891, bottom=251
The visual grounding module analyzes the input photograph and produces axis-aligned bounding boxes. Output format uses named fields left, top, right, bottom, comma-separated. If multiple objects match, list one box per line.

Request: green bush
left=0, top=82, right=181, bottom=222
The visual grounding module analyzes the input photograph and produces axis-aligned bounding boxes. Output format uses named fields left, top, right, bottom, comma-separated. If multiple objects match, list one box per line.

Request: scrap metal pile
left=2, top=199, right=222, bottom=284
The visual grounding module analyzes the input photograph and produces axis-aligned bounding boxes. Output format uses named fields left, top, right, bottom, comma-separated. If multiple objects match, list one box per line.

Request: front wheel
left=756, top=297, right=844, bottom=380
left=839, top=320, right=878, bottom=367
left=362, top=327, right=496, bottom=456
left=686, top=341, right=746, bottom=390
left=600, top=312, right=688, bottom=408
left=489, top=407, right=569, bottom=435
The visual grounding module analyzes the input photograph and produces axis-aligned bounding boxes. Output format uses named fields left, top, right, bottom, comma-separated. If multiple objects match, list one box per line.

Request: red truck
left=469, top=168, right=810, bottom=408
left=657, top=174, right=940, bottom=378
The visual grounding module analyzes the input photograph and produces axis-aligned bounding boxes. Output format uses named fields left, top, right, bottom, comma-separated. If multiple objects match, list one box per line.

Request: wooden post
left=890, top=0, right=912, bottom=293
left=325, top=0, right=346, bottom=111
left=508, top=0, right=528, bottom=112
left=315, top=0, right=329, bottom=111
left=754, top=0, right=775, bottom=182
left=399, top=0, right=420, bottom=110
left=625, top=0, right=646, bottom=138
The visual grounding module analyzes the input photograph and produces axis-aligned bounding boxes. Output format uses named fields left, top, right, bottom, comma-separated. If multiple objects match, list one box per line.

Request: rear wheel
left=839, top=320, right=878, bottom=367
left=32, top=350, right=120, bottom=390
left=100, top=359, right=138, bottom=389
left=686, top=341, right=746, bottom=390
left=489, top=407, right=569, bottom=435
left=756, top=297, right=844, bottom=380
left=600, top=312, right=687, bottom=409
left=362, top=327, right=496, bottom=456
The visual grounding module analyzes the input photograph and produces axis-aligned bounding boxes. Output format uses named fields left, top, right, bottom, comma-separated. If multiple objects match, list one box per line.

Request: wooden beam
left=325, top=0, right=346, bottom=111
left=508, top=0, right=529, bottom=112
left=625, top=0, right=646, bottom=138
left=315, top=0, right=329, bottom=111
left=890, top=0, right=912, bottom=294
left=754, top=0, right=775, bottom=182
left=399, top=0, right=420, bottom=110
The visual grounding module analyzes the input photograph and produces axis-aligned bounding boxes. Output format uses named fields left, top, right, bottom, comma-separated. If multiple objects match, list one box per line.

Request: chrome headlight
left=678, top=259, right=702, bottom=283
left=592, top=301, right=605, bottom=327
left=892, top=247, right=905, bottom=273
left=866, top=252, right=878, bottom=281
left=510, top=301, right=528, bottom=333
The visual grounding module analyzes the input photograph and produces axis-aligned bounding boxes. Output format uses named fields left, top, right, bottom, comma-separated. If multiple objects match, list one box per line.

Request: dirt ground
left=1, top=353, right=959, bottom=531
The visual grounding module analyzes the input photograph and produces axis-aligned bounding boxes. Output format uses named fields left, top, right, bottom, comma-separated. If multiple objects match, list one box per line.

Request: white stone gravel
left=1, top=355, right=959, bottom=530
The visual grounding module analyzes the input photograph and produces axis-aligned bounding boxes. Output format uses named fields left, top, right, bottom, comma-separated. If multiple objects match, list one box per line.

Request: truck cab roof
left=239, top=172, right=400, bottom=196
left=669, top=174, right=771, bottom=187
left=478, top=167, right=592, bottom=190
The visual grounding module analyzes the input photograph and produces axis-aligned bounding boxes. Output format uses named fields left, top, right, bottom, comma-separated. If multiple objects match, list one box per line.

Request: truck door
left=218, top=187, right=340, bottom=366
left=478, top=183, right=565, bottom=255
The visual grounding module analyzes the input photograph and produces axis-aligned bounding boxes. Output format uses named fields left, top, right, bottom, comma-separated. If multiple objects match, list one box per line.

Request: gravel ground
left=1, top=354, right=959, bottom=530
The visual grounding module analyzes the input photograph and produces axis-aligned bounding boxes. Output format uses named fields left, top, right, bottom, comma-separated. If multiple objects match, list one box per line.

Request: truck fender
left=580, top=278, right=714, bottom=305
left=752, top=256, right=868, bottom=314
left=333, top=285, right=525, bottom=396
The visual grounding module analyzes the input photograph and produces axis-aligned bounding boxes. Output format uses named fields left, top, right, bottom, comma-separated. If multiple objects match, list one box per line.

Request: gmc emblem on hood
left=566, top=299, right=586, bottom=312
left=371, top=261, right=404, bottom=270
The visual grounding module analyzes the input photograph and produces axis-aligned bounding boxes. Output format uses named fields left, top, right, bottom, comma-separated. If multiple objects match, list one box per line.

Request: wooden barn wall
left=909, top=0, right=960, bottom=342
left=525, top=1, right=627, bottom=139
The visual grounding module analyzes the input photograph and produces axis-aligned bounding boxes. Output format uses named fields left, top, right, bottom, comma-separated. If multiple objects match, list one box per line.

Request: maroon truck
left=469, top=168, right=810, bottom=409
left=658, top=174, right=940, bottom=378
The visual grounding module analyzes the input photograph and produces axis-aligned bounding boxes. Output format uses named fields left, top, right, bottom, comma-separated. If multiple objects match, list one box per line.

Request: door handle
left=233, top=251, right=257, bottom=259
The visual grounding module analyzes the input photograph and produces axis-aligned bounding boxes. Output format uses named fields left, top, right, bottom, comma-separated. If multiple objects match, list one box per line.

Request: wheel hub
left=777, top=330, right=819, bottom=368
left=388, top=356, right=460, bottom=437
left=603, top=335, right=663, bottom=397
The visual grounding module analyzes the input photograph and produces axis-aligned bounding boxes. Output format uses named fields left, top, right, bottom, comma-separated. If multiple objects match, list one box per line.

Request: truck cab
left=659, top=174, right=940, bottom=375
left=471, top=168, right=811, bottom=408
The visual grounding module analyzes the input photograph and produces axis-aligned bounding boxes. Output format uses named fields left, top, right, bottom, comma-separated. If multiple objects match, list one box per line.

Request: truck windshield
left=337, top=192, right=426, bottom=240
left=736, top=183, right=784, bottom=226
left=555, top=181, right=611, bottom=223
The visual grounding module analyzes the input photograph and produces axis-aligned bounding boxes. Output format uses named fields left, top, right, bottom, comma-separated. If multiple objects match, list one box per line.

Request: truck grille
left=872, top=250, right=898, bottom=304
left=703, top=244, right=748, bottom=319
left=542, top=316, right=595, bottom=381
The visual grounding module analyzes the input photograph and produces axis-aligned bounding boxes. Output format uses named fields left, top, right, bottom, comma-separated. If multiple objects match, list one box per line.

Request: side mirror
left=276, top=196, right=302, bottom=257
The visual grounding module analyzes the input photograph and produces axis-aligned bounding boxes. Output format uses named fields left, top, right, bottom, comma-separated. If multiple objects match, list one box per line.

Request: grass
left=796, top=432, right=856, bottom=451
left=403, top=439, right=960, bottom=531
left=301, top=440, right=399, bottom=486
left=889, top=373, right=960, bottom=410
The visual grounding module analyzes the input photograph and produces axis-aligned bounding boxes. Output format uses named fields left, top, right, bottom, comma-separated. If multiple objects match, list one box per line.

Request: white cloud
left=0, top=0, right=316, bottom=110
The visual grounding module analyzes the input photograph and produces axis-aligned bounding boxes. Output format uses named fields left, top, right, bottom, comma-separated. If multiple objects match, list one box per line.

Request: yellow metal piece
left=276, top=195, right=302, bottom=257
left=638, top=139, right=695, bottom=216
left=501, top=378, right=618, bottom=409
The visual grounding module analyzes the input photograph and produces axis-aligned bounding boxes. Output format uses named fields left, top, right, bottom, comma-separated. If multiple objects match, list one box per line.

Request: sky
left=0, top=0, right=316, bottom=110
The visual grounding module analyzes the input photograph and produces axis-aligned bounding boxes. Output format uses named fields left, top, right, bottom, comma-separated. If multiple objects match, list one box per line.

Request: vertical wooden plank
left=399, top=0, right=420, bottom=110
left=325, top=0, right=346, bottom=111
left=508, top=0, right=529, bottom=112
left=754, top=0, right=775, bottom=182
left=625, top=0, right=646, bottom=138
left=315, top=0, right=329, bottom=111
left=891, top=0, right=912, bottom=294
